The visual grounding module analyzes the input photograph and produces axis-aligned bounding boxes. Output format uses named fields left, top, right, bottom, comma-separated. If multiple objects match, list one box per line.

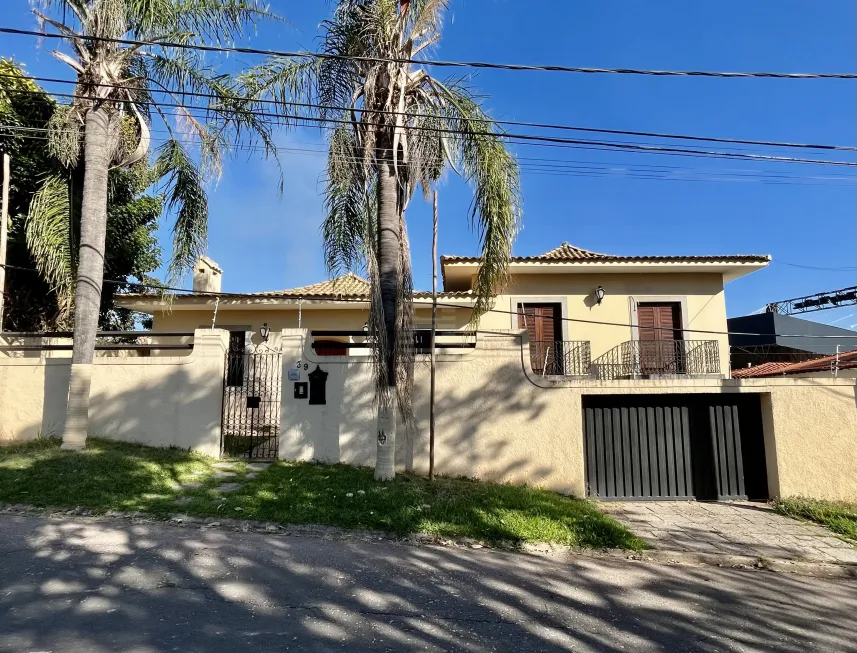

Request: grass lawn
left=0, top=437, right=644, bottom=550
left=774, top=497, right=856, bottom=543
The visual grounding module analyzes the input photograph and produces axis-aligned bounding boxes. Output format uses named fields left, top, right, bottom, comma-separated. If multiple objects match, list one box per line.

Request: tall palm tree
left=249, top=0, right=521, bottom=479
left=29, top=0, right=285, bottom=449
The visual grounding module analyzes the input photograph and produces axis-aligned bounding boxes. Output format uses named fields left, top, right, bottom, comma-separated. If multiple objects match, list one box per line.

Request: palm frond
left=322, top=124, right=374, bottom=276
left=26, top=175, right=76, bottom=317
left=434, top=80, right=521, bottom=319
left=153, top=138, right=208, bottom=285
left=131, top=0, right=281, bottom=43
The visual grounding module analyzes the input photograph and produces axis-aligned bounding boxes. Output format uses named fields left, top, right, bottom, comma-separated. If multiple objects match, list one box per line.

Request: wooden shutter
left=638, top=304, right=680, bottom=342
left=637, top=303, right=682, bottom=374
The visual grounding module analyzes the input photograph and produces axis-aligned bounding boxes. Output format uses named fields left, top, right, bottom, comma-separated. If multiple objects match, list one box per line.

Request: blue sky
left=2, top=0, right=855, bottom=325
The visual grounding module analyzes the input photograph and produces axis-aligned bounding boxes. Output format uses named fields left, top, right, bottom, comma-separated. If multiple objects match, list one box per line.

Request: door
left=583, top=395, right=761, bottom=501
left=637, top=303, right=683, bottom=375
left=517, top=303, right=563, bottom=374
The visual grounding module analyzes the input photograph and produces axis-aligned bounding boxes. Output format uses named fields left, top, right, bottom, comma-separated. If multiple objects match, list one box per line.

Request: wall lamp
left=259, top=322, right=270, bottom=342
left=595, top=286, right=606, bottom=305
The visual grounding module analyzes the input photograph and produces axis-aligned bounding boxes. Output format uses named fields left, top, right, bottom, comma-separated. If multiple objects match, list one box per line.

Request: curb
left=1, top=504, right=854, bottom=580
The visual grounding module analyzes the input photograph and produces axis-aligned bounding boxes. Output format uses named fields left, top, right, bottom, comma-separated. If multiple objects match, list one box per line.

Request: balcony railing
left=527, top=340, right=592, bottom=376
left=593, top=340, right=720, bottom=380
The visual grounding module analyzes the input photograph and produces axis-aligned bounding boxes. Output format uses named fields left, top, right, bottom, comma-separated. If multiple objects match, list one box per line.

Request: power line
left=3, top=126, right=854, bottom=187
left=3, top=261, right=857, bottom=339
left=4, top=72, right=855, bottom=153
left=2, top=26, right=855, bottom=80
left=2, top=87, right=854, bottom=167
left=775, top=261, right=857, bottom=271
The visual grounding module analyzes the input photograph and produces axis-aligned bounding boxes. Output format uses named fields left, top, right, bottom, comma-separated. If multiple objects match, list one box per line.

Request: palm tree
left=29, top=0, right=285, bottom=449
left=249, top=0, right=521, bottom=479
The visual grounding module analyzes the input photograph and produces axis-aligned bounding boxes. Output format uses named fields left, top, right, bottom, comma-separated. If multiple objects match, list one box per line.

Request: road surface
left=0, top=514, right=855, bottom=652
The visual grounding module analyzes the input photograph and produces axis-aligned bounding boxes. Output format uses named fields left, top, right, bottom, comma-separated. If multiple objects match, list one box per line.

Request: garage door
left=583, top=396, right=759, bottom=501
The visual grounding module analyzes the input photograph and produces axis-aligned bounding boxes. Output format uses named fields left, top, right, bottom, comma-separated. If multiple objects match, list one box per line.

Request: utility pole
left=429, top=190, right=438, bottom=481
left=0, top=153, right=10, bottom=332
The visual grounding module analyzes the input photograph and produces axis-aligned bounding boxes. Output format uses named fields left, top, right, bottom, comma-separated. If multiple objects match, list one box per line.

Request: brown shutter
left=517, top=305, right=540, bottom=342
left=637, top=305, right=658, bottom=341
left=539, top=306, right=556, bottom=342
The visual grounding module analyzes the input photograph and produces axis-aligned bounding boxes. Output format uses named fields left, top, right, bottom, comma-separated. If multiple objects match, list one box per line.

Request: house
left=728, top=311, right=857, bottom=370
left=6, top=242, right=854, bottom=505
left=117, top=242, right=770, bottom=379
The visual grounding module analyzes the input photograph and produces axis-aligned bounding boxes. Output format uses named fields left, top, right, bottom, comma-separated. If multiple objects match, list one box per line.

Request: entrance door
left=637, top=303, right=683, bottom=375
left=517, top=303, right=563, bottom=375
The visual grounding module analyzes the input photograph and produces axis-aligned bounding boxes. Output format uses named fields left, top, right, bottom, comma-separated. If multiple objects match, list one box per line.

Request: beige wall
left=3, top=325, right=851, bottom=503
left=151, top=271, right=729, bottom=370
left=0, top=329, right=228, bottom=456
left=483, top=272, right=730, bottom=373
left=280, top=328, right=857, bottom=502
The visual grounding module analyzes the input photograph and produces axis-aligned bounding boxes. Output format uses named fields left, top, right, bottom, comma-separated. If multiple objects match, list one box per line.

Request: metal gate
left=583, top=396, right=755, bottom=501
left=221, top=350, right=282, bottom=459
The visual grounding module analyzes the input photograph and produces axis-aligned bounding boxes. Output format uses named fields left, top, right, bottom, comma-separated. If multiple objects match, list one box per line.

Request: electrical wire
left=3, top=125, right=854, bottom=187
left=3, top=72, right=855, bottom=153
left=2, top=87, right=854, bottom=168
left=3, top=261, right=857, bottom=339
left=2, top=26, right=855, bottom=79
left=773, top=261, right=857, bottom=271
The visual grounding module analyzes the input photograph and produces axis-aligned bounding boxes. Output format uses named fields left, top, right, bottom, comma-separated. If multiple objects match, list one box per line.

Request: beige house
left=5, top=242, right=854, bottom=504
left=118, top=242, right=770, bottom=379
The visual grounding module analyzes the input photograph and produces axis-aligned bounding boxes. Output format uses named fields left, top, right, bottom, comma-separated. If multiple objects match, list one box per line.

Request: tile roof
left=214, top=273, right=473, bottom=301
left=732, top=350, right=857, bottom=378
left=441, top=241, right=770, bottom=264
left=731, top=362, right=793, bottom=378
left=253, top=272, right=370, bottom=297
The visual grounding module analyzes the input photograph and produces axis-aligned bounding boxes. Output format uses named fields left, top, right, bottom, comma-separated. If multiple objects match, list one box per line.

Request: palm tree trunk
left=374, top=143, right=400, bottom=481
left=61, top=109, right=113, bottom=450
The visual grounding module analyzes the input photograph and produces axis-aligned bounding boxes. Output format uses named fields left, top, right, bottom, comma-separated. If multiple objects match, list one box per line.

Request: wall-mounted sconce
left=259, top=322, right=270, bottom=342
left=595, top=286, right=606, bottom=305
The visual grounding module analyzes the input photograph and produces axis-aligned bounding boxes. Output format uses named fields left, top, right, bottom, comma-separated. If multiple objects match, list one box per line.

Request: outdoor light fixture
left=595, top=286, right=606, bottom=305
left=259, top=322, right=270, bottom=342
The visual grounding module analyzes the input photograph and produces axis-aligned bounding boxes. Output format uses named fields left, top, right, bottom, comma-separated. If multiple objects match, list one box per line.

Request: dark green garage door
left=583, top=395, right=765, bottom=501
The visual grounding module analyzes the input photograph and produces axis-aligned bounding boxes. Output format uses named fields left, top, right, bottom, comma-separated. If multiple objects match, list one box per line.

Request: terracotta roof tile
left=442, top=241, right=770, bottom=265
left=253, top=272, right=370, bottom=297
left=246, top=273, right=473, bottom=301
left=732, top=350, right=857, bottom=378
left=731, top=362, right=793, bottom=378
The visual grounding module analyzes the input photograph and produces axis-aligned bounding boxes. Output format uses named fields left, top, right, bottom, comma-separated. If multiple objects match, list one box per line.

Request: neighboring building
left=728, top=312, right=857, bottom=371
left=117, top=242, right=770, bottom=379
left=732, top=349, right=857, bottom=379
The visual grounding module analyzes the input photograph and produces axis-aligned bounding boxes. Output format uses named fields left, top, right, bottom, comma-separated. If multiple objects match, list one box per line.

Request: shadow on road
left=1, top=514, right=855, bottom=652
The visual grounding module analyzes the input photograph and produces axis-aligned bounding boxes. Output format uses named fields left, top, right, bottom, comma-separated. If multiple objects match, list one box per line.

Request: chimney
left=193, top=255, right=222, bottom=293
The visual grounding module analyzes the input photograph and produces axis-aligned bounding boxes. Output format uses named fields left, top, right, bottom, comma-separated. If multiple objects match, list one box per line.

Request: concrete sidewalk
left=1, top=513, right=856, bottom=652
left=599, top=501, right=857, bottom=564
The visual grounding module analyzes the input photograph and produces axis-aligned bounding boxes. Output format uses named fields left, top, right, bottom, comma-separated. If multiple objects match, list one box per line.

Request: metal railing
left=0, top=331, right=195, bottom=352
left=527, top=340, right=592, bottom=376
left=593, top=340, right=720, bottom=379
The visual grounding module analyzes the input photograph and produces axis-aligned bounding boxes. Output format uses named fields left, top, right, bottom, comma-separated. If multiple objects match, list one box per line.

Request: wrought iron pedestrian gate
left=221, top=349, right=282, bottom=459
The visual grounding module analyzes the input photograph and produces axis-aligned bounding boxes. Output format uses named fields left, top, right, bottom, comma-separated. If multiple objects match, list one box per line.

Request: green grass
left=0, top=437, right=644, bottom=550
left=775, top=497, right=856, bottom=543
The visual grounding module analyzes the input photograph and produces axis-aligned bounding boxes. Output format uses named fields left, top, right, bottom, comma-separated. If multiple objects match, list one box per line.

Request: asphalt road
left=0, top=514, right=855, bottom=653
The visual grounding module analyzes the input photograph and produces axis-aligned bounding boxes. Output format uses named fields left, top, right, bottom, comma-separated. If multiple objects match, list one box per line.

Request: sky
left=1, top=0, right=855, bottom=326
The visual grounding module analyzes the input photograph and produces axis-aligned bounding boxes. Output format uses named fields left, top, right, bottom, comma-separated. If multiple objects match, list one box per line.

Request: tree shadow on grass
left=1, top=513, right=855, bottom=653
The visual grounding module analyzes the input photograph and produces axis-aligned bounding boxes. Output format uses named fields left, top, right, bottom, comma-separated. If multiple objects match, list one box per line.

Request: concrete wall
left=0, top=329, right=228, bottom=456
left=280, top=328, right=857, bottom=502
